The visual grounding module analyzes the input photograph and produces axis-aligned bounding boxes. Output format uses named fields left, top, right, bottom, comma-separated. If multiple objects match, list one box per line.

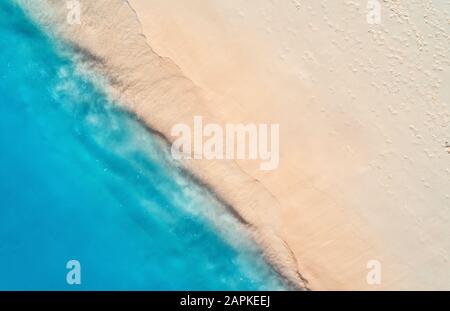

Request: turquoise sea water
left=0, top=2, right=286, bottom=290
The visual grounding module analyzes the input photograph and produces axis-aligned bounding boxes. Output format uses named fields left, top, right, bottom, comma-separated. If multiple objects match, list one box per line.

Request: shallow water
left=0, top=1, right=286, bottom=290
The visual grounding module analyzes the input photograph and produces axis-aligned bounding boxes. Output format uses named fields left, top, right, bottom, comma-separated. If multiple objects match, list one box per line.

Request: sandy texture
left=20, top=0, right=450, bottom=290
left=125, top=0, right=450, bottom=290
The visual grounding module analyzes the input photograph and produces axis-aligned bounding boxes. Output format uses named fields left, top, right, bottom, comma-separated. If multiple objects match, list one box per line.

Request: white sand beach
left=20, top=0, right=450, bottom=290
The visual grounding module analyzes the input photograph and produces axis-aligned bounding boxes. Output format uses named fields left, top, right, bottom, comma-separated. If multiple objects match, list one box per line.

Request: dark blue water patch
left=0, top=1, right=286, bottom=290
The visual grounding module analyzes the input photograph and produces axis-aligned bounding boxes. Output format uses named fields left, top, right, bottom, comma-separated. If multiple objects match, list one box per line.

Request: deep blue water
left=0, top=2, right=285, bottom=290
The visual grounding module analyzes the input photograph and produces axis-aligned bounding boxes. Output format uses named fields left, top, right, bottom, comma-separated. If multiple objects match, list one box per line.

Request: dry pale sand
left=21, top=0, right=450, bottom=290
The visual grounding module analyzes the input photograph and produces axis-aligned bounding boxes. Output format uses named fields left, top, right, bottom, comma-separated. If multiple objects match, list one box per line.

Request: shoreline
left=18, top=0, right=308, bottom=289
left=124, top=0, right=450, bottom=290
left=18, top=0, right=450, bottom=290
